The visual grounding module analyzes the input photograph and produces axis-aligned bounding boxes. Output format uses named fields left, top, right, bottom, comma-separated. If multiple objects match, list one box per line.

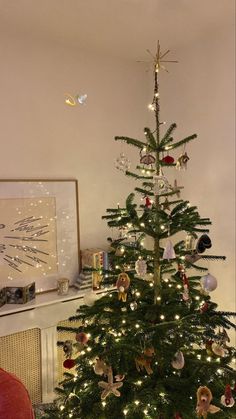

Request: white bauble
left=83, top=290, right=99, bottom=306
left=171, top=351, right=185, bottom=369
left=200, top=273, right=217, bottom=292
left=135, top=259, right=147, bottom=277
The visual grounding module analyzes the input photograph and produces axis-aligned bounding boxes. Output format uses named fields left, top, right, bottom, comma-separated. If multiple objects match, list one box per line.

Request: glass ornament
left=200, top=273, right=217, bottom=292
left=115, top=153, right=131, bottom=172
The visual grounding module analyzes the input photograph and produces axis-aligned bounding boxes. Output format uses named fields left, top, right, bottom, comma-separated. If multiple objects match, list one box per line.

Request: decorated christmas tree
left=44, top=43, right=236, bottom=419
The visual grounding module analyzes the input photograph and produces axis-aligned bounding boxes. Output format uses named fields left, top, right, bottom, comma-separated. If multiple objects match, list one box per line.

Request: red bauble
left=145, top=196, right=152, bottom=208
left=63, top=359, right=76, bottom=369
left=162, top=155, right=175, bottom=164
left=174, top=413, right=182, bottom=419
left=200, top=302, right=209, bottom=313
left=76, top=332, right=89, bottom=344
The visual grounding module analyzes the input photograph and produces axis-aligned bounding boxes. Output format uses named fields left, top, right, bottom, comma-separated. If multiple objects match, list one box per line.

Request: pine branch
left=125, top=170, right=152, bottom=180
left=201, top=255, right=226, bottom=261
left=115, top=135, right=146, bottom=149
left=160, top=133, right=197, bottom=151
left=144, top=127, right=157, bottom=149
left=159, top=123, right=177, bottom=147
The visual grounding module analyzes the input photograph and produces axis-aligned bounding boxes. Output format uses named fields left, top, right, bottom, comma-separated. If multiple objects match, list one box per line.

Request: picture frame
left=0, top=179, right=80, bottom=293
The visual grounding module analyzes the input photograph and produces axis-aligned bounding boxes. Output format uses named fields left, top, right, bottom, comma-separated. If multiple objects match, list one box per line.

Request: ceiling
left=0, top=0, right=234, bottom=60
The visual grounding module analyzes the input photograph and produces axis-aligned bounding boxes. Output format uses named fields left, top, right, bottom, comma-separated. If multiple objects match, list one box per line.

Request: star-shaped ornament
left=162, top=198, right=170, bottom=211
left=147, top=40, right=178, bottom=73
left=98, top=369, right=123, bottom=400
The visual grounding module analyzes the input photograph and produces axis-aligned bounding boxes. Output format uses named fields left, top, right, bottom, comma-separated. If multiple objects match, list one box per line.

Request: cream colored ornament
left=211, top=342, right=228, bottom=357
left=185, top=233, right=195, bottom=251
left=200, top=274, right=217, bottom=292
left=135, top=259, right=147, bottom=277
left=171, top=350, right=185, bottom=369
left=153, top=170, right=169, bottom=195
left=98, top=369, right=123, bottom=400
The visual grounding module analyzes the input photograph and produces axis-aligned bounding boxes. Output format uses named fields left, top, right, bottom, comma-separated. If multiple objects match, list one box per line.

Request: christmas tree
left=44, top=43, right=236, bottom=419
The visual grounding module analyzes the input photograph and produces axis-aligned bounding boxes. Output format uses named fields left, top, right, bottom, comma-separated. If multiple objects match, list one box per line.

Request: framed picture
left=0, top=179, right=80, bottom=293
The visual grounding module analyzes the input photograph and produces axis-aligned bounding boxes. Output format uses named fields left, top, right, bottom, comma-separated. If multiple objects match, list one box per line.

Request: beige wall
left=155, top=25, right=235, bottom=316
left=0, top=22, right=235, bottom=320
left=0, top=31, right=147, bottom=250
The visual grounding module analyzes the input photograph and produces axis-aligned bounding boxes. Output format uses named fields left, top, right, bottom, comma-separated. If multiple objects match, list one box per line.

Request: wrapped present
left=81, top=249, right=108, bottom=290
left=5, top=282, right=35, bottom=304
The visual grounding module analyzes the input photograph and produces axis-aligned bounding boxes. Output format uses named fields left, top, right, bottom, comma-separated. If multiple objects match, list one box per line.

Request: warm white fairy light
left=135, top=324, right=140, bottom=329
left=157, top=296, right=161, bottom=301
left=160, top=315, right=165, bottom=320
left=216, top=357, right=221, bottom=363
left=180, top=256, right=185, bottom=260
left=154, top=92, right=159, bottom=97
left=123, top=409, right=128, bottom=415
left=136, top=292, right=141, bottom=297
left=163, top=278, right=169, bottom=283
left=122, top=319, right=126, bottom=324
left=146, top=170, right=150, bottom=175
left=168, top=284, right=173, bottom=288
left=60, top=405, right=65, bottom=411
left=81, top=350, right=86, bottom=355
left=136, top=380, right=142, bottom=385
left=89, top=360, right=93, bottom=365
left=149, top=282, right=154, bottom=287
left=134, top=400, right=140, bottom=405
left=115, top=265, right=119, bottom=269
left=207, top=356, right=212, bottom=362
left=87, top=347, right=92, bottom=352
left=176, top=284, right=182, bottom=289
left=144, top=409, right=148, bottom=414
left=140, top=223, right=145, bottom=227
left=102, top=401, right=106, bottom=407
left=69, top=414, right=72, bottom=418
left=217, top=368, right=223, bottom=375
left=160, top=225, right=165, bottom=230
left=175, top=314, right=180, bottom=320
left=195, top=296, right=200, bottom=300
left=197, top=354, right=201, bottom=360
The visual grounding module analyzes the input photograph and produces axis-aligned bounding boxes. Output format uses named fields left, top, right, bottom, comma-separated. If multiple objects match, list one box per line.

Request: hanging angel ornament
left=176, top=151, right=190, bottom=170
left=163, top=240, right=176, bottom=260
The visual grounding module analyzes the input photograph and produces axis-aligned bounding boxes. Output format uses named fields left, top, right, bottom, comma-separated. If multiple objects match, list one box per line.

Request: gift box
left=5, top=282, right=35, bottom=304
left=0, top=288, right=6, bottom=308
left=81, top=248, right=108, bottom=290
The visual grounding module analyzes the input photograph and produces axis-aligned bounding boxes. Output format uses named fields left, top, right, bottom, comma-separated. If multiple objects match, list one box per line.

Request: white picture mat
left=0, top=180, right=79, bottom=293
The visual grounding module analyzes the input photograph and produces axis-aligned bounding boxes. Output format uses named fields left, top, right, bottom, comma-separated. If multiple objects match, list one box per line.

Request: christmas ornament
left=64, top=93, right=87, bottom=106
left=153, top=172, right=169, bottom=195
left=63, top=359, right=76, bottom=369
left=174, top=413, right=182, bottom=419
left=196, top=386, right=221, bottom=417
left=162, top=197, right=170, bottom=211
left=135, top=347, right=155, bottom=375
left=185, top=233, right=195, bottom=251
left=115, top=152, right=131, bottom=172
left=145, top=196, right=152, bottom=208
left=185, top=253, right=201, bottom=264
left=135, top=259, right=147, bottom=277
left=93, top=358, right=110, bottom=376
left=171, top=179, right=184, bottom=197
left=140, top=152, right=155, bottom=165
left=176, top=152, right=189, bottom=170
left=76, top=93, right=87, bottom=105
left=196, top=234, right=212, bottom=254
left=211, top=342, right=228, bottom=357
left=163, top=240, right=176, bottom=259
left=162, top=155, right=175, bottom=164
left=200, top=274, right=217, bottom=292
left=171, top=351, right=185, bottom=369
left=116, top=273, right=130, bottom=302
left=75, top=332, right=89, bottom=345
left=98, top=369, right=123, bottom=400
left=205, top=340, right=214, bottom=356
left=83, top=290, right=99, bottom=306
left=221, top=384, right=235, bottom=407
left=200, top=302, right=209, bottom=313
left=130, top=301, right=138, bottom=311
left=63, top=340, right=73, bottom=358
left=115, top=374, right=125, bottom=382
left=182, top=274, right=190, bottom=302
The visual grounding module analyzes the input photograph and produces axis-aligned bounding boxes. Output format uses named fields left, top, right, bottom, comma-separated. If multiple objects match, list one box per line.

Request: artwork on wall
left=0, top=179, right=80, bottom=293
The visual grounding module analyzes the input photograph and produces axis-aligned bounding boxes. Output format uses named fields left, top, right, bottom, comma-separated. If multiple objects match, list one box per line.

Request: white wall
left=0, top=31, right=147, bottom=250
left=152, top=25, right=235, bottom=317
left=0, top=19, right=235, bottom=321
